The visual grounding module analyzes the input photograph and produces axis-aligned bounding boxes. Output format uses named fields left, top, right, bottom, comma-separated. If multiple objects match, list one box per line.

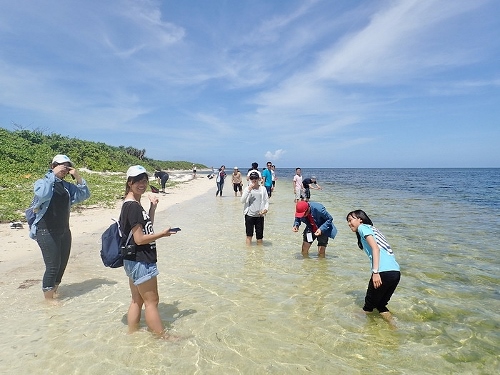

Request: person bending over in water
left=346, top=210, right=401, bottom=325
left=292, top=201, right=337, bottom=257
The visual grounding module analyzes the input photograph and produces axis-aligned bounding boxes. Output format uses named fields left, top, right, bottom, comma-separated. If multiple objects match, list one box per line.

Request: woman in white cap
left=29, top=154, right=90, bottom=300
left=231, top=167, right=243, bottom=196
left=120, top=165, right=178, bottom=339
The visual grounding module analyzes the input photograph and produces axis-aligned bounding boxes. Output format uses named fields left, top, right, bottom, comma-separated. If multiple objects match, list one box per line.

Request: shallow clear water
left=1, top=169, right=498, bottom=374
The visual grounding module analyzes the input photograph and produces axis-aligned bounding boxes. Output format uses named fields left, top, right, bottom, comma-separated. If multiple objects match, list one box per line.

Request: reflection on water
left=1, top=175, right=498, bottom=374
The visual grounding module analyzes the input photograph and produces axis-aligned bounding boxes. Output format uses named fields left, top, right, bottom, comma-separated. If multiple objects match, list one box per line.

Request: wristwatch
left=372, top=269, right=379, bottom=274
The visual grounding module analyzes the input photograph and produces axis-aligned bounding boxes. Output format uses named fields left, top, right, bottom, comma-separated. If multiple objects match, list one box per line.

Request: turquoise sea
left=1, top=168, right=498, bottom=374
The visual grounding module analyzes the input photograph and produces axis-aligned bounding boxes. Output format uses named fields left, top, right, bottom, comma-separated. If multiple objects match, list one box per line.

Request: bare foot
left=160, top=332, right=191, bottom=342
left=43, top=298, right=62, bottom=306
left=380, top=312, right=397, bottom=329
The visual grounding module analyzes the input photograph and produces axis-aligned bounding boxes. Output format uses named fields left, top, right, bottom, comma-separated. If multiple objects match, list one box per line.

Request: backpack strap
left=124, top=229, right=133, bottom=246
left=112, top=218, right=133, bottom=246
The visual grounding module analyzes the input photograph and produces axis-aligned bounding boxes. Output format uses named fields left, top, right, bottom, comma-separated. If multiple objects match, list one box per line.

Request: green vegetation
left=0, top=127, right=206, bottom=223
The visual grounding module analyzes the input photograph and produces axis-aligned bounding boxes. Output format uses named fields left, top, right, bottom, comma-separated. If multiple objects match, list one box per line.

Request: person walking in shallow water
left=241, top=171, right=269, bottom=245
left=231, top=167, right=243, bottom=196
left=262, top=161, right=273, bottom=198
left=346, top=209, right=401, bottom=324
left=120, top=165, right=179, bottom=339
left=293, top=167, right=303, bottom=202
left=29, top=154, right=90, bottom=300
left=215, top=165, right=227, bottom=196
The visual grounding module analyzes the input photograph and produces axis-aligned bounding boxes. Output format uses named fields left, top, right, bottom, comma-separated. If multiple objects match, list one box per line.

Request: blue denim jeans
left=216, top=181, right=224, bottom=196
left=36, top=228, right=72, bottom=292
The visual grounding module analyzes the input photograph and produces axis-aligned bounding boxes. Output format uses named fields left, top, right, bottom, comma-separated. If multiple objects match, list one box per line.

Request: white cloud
left=315, top=0, right=485, bottom=84
left=0, top=0, right=497, bottom=167
left=106, top=1, right=186, bottom=56
left=265, top=149, right=286, bottom=161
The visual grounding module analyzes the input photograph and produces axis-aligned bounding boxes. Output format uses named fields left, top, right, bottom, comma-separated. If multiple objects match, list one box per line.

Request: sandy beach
left=0, top=172, right=214, bottom=274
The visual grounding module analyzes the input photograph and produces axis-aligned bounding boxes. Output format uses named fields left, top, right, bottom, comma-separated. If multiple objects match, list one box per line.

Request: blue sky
left=1, top=0, right=499, bottom=168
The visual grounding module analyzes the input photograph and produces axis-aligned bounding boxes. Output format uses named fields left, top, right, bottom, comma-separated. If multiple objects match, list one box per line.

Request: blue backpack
left=100, top=219, right=133, bottom=268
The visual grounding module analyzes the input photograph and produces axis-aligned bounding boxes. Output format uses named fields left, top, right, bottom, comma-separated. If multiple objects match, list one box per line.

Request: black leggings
left=36, top=228, right=72, bottom=292
left=363, top=270, right=400, bottom=313
left=160, top=175, right=169, bottom=190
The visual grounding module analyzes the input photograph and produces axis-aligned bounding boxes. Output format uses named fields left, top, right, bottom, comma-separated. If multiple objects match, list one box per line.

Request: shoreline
left=0, top=173, right=215, bottom=274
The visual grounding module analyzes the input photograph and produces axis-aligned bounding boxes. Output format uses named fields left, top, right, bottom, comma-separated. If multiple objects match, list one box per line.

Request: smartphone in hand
left=169, top=227, right=181, bottom=233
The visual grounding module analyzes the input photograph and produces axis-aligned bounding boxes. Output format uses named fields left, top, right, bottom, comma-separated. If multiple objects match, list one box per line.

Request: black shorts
left=233, top=183, right=242, bottom=192
left=245, top=215, right=264, bottom=239
left=302, top=229, right=328, bottom=247
left=363, top=270, right=401, bottom=313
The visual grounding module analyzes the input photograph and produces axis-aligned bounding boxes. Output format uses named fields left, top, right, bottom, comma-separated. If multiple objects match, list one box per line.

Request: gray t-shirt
left=246, top=188, right=265, bottom=217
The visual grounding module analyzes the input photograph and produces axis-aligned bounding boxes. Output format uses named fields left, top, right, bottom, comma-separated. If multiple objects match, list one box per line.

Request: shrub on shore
left=0, top=127, right=205, bottom=222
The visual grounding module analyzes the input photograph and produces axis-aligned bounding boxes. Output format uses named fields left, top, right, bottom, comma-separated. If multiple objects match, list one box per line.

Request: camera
left=121, top=244, right=136, bottom=257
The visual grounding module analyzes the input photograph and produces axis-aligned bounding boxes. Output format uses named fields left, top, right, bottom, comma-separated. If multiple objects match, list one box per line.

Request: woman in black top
left=31, top=154, right=90, bottom=300
left=120, top=165, right=177, bottom=338
left=153, top=169, right=169, bottom=193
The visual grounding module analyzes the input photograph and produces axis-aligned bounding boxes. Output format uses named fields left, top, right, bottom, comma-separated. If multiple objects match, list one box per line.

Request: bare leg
left=137, top=277, right=164, bottom=336
left=380, top=311, right=397, bottom=328
left=43, top=289, right=55, bottom=300
left=43, top=283, right=60, bottom=299
left=246, top=236, right=252, bottom=245
left=256, top=239, right=263, bottom=245
left=301, top=241, right=312, bottom=256
left=318, top=246, right=326, bottom=258
left=52, top=283, right=61, bottom=298
left=127, top=278, right=143, bottom=333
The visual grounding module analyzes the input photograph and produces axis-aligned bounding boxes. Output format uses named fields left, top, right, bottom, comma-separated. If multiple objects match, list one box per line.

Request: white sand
left=0, top=173, right=214, bottom=273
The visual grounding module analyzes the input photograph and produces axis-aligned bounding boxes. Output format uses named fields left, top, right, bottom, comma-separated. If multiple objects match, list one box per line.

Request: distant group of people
left=213, top=162, right=278, bottom=199
left=27, top=155, right=401, bottom=339
left=212, top=161, right=401, bottom=324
